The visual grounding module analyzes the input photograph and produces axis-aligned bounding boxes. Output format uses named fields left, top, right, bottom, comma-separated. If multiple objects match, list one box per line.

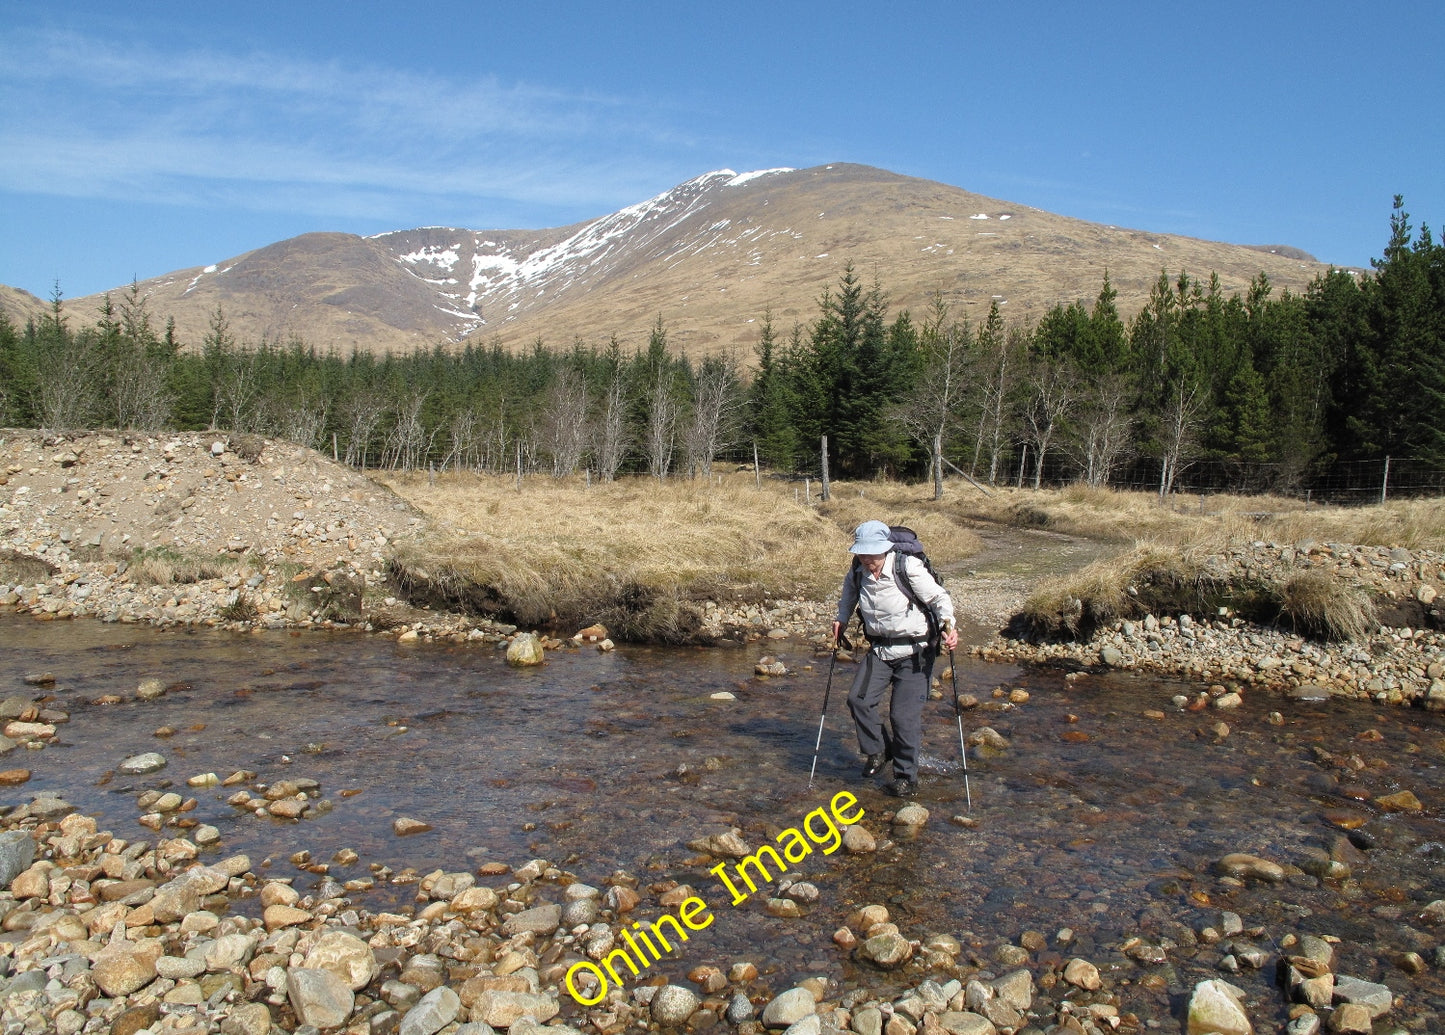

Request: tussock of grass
left=125, top=547, right=230, bottom=587
left=1017, top=545, right=1220, bottom=640
left=1275, top=569, right=1377, bottom=642
left=217, top=592, right=259, bottom=623
left=385, top=472, right=849, bottom=641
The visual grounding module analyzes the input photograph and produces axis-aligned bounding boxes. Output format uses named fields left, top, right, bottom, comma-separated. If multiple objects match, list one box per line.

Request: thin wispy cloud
left=0, top=28, right=705, bottom=223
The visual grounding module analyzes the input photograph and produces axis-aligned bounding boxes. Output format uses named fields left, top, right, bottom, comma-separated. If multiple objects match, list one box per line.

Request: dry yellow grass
left=1276, top=569, right=1378, bottom=642
left=383, top=471, right=853, bottom=639
left=383, top=467, right=1442, bottom=642
left=1016, top=544, right=1216, bottom=639
left=954, top=485, right=1445, bottom=554
left=380, top=471, right=991, bottom=639
left=1005, top=488, right=1443, bottom=641
left=813, top=481, right=983, bottom=563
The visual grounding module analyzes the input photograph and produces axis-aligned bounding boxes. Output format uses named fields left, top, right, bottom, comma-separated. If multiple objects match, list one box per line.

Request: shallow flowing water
left=2, top=613, right=1443, bottom=1030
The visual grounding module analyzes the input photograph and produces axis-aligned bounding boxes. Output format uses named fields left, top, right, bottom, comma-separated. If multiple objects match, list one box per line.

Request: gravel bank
left=975, top=540, right=1445, bottom=709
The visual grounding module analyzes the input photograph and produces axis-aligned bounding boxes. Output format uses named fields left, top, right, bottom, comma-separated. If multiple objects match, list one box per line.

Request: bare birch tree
left=592, top=352, right=630, bottom=481
left=382, top=390, right=432, bottom=470
left=1019, top=357, right=1076, bottom=489
left=644, top=372, right=679, bottom=480
left=1069, top=377, right=1134, bottom=486
left=340, top=392, right=387, bottom=467
left=970, top=304, right=1022, bottom=484
left=540, top=366, right=591, bottom=476
left=683, top=352, right=740, bottom=479
left=1158, top=378, right=1205, bottom=500
left=894, top=293, right=970, bottom=499
left=440, top=407, right=481, bottom=471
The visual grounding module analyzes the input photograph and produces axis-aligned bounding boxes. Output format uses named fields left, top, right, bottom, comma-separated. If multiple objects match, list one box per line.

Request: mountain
left=0, top=285, right=49, bottom=331
left=7, top=164, right=1344, bottom=357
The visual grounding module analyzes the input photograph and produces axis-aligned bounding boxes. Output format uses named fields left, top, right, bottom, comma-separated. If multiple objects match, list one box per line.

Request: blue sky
left=2, top=1, right=1442, bottom=301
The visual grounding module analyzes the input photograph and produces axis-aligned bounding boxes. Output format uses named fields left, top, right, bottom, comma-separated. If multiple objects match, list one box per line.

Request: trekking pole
left=807, top=635, right=840, bottom=789
left=949, top=647, right=972, bottom=812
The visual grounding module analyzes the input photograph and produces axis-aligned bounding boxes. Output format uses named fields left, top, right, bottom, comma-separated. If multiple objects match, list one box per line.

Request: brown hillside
left=48, top=164, right=1349, bottom=358
left=0, top=285, right=50, bottom=331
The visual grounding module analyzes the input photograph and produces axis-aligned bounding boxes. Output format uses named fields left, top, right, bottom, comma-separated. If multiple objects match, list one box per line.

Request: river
left=1, top=612, right=1442, bottom=1031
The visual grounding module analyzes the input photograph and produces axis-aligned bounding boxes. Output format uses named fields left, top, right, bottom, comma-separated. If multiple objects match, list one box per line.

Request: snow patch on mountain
left=726, top=168, right=793, bottom=187
left=382, top=168, right=798, bottom=326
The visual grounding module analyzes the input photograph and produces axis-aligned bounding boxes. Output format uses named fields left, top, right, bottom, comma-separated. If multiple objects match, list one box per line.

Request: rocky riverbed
left=0, top=762, right=1430, bottom=1035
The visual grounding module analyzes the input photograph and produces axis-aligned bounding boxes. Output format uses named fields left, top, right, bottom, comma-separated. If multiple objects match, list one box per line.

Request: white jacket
left=836, top=551, right=954, bottom=660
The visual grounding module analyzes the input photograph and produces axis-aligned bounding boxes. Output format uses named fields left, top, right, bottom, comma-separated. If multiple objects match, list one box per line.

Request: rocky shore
left=0, top=778, right=1423, bottom=1035
left=0, top=431, right=824, bottom=652
left=973, top=540, right=1445, bottom=711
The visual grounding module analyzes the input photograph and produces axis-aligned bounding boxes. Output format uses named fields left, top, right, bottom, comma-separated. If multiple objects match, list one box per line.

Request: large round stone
left=651, top=985, right=700, bottom=1026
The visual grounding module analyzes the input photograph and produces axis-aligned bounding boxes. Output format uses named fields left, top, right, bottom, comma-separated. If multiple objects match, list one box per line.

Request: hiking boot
left=884, top=777, right=918, bottom=798
left=861, top=753, right=888, bottom=777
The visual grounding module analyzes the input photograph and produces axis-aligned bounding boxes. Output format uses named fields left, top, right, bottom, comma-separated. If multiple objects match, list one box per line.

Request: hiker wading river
left=833, top=520, right=958, bottom=798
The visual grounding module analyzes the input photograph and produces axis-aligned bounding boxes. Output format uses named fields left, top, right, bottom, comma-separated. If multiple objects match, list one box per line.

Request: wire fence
left=720, top=444, right=1445, bottom=507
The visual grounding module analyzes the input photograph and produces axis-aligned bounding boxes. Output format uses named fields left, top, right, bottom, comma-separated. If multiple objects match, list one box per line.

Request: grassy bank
left=954, top=483, right=1445, bottom=553
left=381, top=472, right=984, bottom=641
left=996, top=487, right=1445, bottom=641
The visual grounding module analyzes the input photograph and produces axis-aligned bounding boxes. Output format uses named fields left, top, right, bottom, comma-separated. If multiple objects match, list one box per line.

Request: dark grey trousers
left=846, top=647, right=933, bottom=782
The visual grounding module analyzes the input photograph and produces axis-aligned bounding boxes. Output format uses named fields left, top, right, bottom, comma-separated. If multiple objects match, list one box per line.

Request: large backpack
left=849, top=525, right=942, bottom=648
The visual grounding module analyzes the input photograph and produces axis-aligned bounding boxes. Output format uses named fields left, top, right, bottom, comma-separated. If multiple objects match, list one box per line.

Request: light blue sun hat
left=849, top=520, right=893, bottom=555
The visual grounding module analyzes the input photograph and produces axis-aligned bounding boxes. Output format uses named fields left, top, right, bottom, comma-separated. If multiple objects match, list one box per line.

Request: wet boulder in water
left=966, top=727, right=1009, bottom=755
left=858, top=928, right=913, bottom=969
left=1186, top=978, right=1252, bottom=1035
left=506, top=633, right=545, bottom=667
left=687, top=827, right=751, bottom=859
left=1331, top=975, right=1393, bottom=1020
left=843, top=824, right=877, bottom=853
left=892, top=804, right=930, bottom=833
left=726, top=993, right=755, bottom=1025
left=1063, top=958, right=1101, bottom=991
left=761, top=987, right=816, bottom=1028
left=755, top=656, right=787, bottom=677
left=1214, top=853, right=1285, bottom=884
left=1375, top=789, right=1422, bottom=812
left=119, top=752, right=167, bottom=775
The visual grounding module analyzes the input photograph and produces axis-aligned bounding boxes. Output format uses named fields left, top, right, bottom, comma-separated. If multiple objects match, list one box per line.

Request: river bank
left=4, top=430, right=1445, bottom=711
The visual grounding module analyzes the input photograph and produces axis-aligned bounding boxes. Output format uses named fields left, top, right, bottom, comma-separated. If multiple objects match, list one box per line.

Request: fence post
left=805, top=478, right=811, bottom=504
left=1381, top=456, right=1390, bottom=505
left=753, top=441, right=761, bottom=489
left=820, top=435, right=830, bottom=501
